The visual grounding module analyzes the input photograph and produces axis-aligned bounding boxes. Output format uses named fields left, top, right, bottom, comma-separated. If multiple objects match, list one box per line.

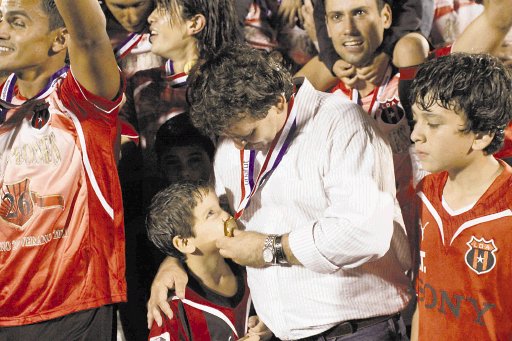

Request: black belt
left=295, top=313, right=401, bottom=341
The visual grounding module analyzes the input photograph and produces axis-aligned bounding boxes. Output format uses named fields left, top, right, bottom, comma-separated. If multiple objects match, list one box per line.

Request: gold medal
left=223, top=216, right=237, bottom=237
left=184, top=59, right=198, bottom=74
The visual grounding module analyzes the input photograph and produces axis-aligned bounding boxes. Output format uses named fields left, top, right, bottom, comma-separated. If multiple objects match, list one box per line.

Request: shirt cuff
left=288, top=224, right=339, bottom=274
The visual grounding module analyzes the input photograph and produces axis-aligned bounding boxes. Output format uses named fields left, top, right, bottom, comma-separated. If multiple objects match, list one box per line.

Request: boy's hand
left=239, top=315, right=274, bottom=341
left=216, top=230, right=267, bottom=268
left=355, top=52, right=390, bottom=85
left=147, top=257, right=188, bottom=328
left=332, top=59, right=357, bottom=87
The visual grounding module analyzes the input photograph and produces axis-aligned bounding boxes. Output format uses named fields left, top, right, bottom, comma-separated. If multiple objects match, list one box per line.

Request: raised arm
left=54, top=0, right=120, bottom=99
left=453, top=0, right=512, bottom=53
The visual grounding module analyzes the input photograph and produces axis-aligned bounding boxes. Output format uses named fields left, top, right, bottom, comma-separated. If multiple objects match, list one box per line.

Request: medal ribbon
left=0, top=66, right=69, bottom=121
left=114, top=33, right=144, bottom=61
left=235, top=92, right=297, bottom=219
left=350, top=66, right=392, bottom=118
left=164, top=60, right=188, bottom=87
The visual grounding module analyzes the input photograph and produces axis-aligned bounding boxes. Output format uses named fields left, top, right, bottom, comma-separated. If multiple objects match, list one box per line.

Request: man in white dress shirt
left=147, top=44, right=411, bottom=340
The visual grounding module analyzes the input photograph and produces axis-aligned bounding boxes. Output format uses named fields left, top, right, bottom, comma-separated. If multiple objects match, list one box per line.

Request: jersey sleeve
left=58, top=68, right=126, bottom=127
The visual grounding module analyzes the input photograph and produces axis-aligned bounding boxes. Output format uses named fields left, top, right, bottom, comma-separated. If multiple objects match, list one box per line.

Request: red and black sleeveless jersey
left=148, top=262, right=251, bottom=341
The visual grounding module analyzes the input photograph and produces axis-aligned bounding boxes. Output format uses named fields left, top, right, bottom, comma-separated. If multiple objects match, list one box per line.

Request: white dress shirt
left=214, top=79, right=412, bottom=339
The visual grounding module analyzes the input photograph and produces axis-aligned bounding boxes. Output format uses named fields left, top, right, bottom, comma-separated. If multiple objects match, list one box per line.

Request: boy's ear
left=472, top=131, right=495, bottom=151
left=172, top=235, right=196, bottom=254
left=187, top=14, right=206, bottom=36
left=51, top=27, right=69, bottom=55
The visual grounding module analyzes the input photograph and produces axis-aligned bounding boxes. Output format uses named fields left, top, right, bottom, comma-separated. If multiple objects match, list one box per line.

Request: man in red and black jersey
left=0, top=0, right=125, bottom=339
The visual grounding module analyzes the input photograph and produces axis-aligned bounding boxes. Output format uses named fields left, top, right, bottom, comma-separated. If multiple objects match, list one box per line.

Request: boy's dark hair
left=43, top=0, right=65, bottom=31
left=146, top=181, right=211, bottom=260
left=154, top=113, right=215, bottom=163
left=187, top=44, right=294, bottom=136
left=409, top=53, right=512, bottom=155
left=154, top=0, right=242, bottom=59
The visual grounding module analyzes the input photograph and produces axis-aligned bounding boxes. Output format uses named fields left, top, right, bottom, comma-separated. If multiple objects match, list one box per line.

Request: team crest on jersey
left=0, top=178, right=64, bottom=229
left=377, top=97, right=405, bottom=124
left=465, top=236, right=498, bottom=275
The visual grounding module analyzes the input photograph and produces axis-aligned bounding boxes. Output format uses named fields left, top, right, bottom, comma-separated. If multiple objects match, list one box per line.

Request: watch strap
left=274, top=235, right=290, bottom=266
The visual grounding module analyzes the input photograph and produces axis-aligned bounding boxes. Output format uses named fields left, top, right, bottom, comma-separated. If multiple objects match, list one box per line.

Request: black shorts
left=0, top=305, right=115, bottom=341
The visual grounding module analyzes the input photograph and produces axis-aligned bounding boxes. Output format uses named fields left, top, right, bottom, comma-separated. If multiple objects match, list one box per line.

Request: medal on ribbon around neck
left=183, top=59, right=198, bottom=74
left=223, top=216, right=238, bottom=237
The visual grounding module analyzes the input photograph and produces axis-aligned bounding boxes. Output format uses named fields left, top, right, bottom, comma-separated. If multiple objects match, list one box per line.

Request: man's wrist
left=274, top=235, right=290, bottom=266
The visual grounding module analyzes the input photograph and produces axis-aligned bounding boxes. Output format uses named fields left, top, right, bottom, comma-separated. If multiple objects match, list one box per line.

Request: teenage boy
left=0, top=0, right=125, bottom=338
left=409, top=53, right=512, bottom=340
left=146, top=181, right=271, bottom=341
left=154, top=114, right=215, bottom=188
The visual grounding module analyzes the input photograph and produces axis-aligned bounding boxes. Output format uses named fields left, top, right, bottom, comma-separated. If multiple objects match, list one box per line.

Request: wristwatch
left=274, top=235, right=290, bottom=266
left=263, top=234, right=278, bottom=265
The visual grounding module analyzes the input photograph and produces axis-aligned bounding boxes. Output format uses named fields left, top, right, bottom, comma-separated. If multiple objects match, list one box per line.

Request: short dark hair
left=154, top=0, right=241, bottom=59
left=187, top=44, right=294, bottom=136
left=323, top=0, right=388, bottom=11
left=146, top=181, right=211, bottom=260
left=409, top=53, right=512, bottom=155
left=154, top=113, right=215, bottom=163
left=42, top=0, right=65, bottom=31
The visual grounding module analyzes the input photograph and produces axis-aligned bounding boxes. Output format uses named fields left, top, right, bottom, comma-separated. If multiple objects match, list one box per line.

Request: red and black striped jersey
left=149, top=262, right=251, bottom=341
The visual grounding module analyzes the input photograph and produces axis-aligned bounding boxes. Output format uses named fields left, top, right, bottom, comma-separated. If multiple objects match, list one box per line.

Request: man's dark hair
left=146, top=181, right=211, bottom=260
left=43, top=0, right=65, bottom=31
left=154, top=113, right=215, bottom=163
left=187, top=44, right=294, bottom=136
left=154, top=0, right=242, bottom=59
left=322, top=0, right=389, bottom=11
left=409, top=53, right=512, bottom=155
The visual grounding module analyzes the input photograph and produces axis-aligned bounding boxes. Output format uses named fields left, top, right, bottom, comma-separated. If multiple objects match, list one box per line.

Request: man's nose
left=123, top=9, right=139, bottom=26
left=342, top=16, right=357, bottom=35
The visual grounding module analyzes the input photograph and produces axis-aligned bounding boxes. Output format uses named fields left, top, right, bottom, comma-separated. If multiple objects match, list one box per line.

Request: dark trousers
left=0, top=305, right=115, bottom=341
left=295, top=314, right=408, bottom=341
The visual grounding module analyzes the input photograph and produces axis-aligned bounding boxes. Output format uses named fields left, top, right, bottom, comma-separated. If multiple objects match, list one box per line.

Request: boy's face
left=411, top=101, right=476, bottom=173
left=190, top=189, right=231, bottom=253
left=0, top=0, right=57, bottom=73
left=105, top=0, right=153, bottom=33
left=325, top=0, right=391, bottom=67
left=224, top=104, right=287, bottom=151
left=160, top=145, right=211, bottom=184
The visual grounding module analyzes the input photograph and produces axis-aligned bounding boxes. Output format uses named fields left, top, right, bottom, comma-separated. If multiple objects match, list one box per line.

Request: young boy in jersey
left=146, top=181, right=272, bottom=341
left=409, top=53, right=512, bottom=340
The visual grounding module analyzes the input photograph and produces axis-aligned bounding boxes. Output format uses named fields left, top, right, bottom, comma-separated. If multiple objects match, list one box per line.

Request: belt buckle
left=326, top=321, right=355, bottom=338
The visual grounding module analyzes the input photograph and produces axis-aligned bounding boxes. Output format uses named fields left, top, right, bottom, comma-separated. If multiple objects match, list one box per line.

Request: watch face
left=263, top=247, right=274, bottom=263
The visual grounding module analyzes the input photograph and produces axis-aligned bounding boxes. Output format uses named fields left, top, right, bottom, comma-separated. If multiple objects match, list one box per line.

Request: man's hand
left=216, top=230, right=267, bottom=268
left=239, top=315, right=274, bottom=341
left=301, top=0, right=317, bottom=45
left=147, top=257, right=188, bottom=329
left=278, top=0, right=303, bottom=27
